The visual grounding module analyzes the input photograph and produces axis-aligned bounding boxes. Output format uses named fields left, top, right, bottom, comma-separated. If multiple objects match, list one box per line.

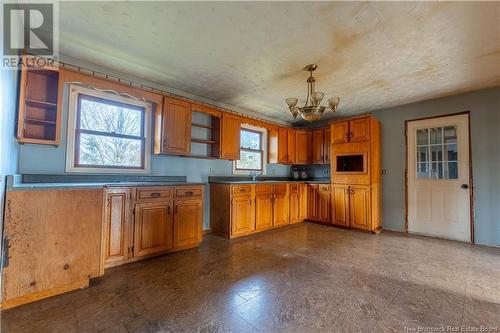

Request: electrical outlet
left=209, top=167, right=214, bottom=174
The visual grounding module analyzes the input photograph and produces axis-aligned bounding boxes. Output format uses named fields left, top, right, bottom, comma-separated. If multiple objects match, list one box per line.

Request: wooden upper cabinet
left=312, top=129, right=324, bottom=164
left=323, top=128, right=331, bottom=164
left=104, top=188, right=132, bottom=268
left=220, top=114, right=241, bottom=160
left=331, top=185, right=349, bottom=227
left=173, top=199, right=203, bottom=248
left=133, top=201, right=173, bottom=258
left=278, top=127, right=288, bottom=164
left=331, top=117, right=370, bottom=144
left=255, top=193, right=273, bottom=231
left=349, top=186, right=371, bottom=230
left=17, top=60, right=63, bottom=145
left=295, top=130, right=311, bottom=165
left=298, top=183, right=308, bottom=220
left=231, top=195, right=255, bottom=236
left=350, top=118, right=370, bottom=142
left=160, top=97, right=192, bottom=155
left=287, top=129, right=297, bottom=164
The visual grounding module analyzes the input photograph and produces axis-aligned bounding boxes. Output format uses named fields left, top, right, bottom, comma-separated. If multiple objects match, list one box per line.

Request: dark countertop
left=6, top=175, right=206, bottom=191
left=208, top=176, right=330, bottom=185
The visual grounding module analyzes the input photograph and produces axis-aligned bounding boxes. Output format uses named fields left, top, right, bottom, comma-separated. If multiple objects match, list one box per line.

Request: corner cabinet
left=103, top=185, right=204, bottom=269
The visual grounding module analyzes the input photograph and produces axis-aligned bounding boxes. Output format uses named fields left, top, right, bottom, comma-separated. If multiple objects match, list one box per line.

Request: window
left=416, top=126, right=457, bottom=179
left=66, top=85, right=151, bottom=173
left=233, top=125, right=267, bottom=174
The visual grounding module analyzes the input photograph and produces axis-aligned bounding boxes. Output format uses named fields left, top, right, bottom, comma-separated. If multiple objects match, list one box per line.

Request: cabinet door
left=323, top=128, right=331, bottom=164
left=312, top=129, right=324, bottom=164
left=317, top=185, right=331, bottom=223
left=299, top=183, right=308, bottom=220
left=331, top=185, right=350, bottom=227
left=173, top=199, right=203, bottom=247
left=287, top=129, right=297, bottom=164
left=289, top=190, right=300, bottom=223
left=220, top=114, right=241, bottom=160
left=231, top=196, right=255, bottom=236
left=349, top=118, right=370, bottom=142
left=349, top=186, right=371, bottom=230
left=295, top=130, right=312, bottom=165
left=307, top=185, right=318, bottom=220
left=273, top=193, right=290, bottom=226
left=255, top=194, right=273, bottom=230
left=332, top=121, right=349, bottom=144
left=134, top=201, right=173, bottom=257
left=104, top=189, right=132, bottom=267
left=278, top=127, right=288, bottom=164
left=163, top=97, right=192, bottom=155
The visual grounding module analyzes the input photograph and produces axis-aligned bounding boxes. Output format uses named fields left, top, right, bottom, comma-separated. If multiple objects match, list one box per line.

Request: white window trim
left=65, top=84, right=152, bottom=173
left=233, top=123, right=267, bottom=175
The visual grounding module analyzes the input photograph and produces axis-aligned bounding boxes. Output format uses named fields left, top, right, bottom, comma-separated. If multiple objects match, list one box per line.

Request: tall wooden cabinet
left=330, top=116, right=381, bottom=233
left=157, top=97, right=192, bottom=155
left=219, top=114, right=241, bottom=160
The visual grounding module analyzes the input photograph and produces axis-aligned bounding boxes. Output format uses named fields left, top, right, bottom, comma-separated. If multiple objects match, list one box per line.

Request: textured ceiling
left=57, top=2, right=500, bottom=124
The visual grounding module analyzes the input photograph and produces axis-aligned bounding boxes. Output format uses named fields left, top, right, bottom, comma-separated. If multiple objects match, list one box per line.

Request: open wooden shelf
left=191, top=122, right=213, bottom=129
left=191, top=138, right=216, bottom=144
left=25, top=99, right=57, bottom=108
left=25, top=118, right=57, bottom=127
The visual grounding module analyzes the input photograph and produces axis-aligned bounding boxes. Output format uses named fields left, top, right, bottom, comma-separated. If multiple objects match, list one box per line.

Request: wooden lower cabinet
left=317, top=185, right=331, bottom=223
left=104, top=185, right=204, bottom=268
left=255, top=193, right=273, bottom=230
left=331, top=185, right=350, bottom=227
left=273, top=185, right=290, bottom=227
left=289, top=185, right=299, bottom=223
left=231, top=195, right=255, bottom=236
left=103, top=188, right=133, bottom=267
left=307, top=185, right=318, bottom=220
left=173, top=199, right=203, bottom=248
left=299, top=183, right=308, bottom=220
left=349, top=186, right=371, bottom=230
left=134, top=201, right=173, bottom=258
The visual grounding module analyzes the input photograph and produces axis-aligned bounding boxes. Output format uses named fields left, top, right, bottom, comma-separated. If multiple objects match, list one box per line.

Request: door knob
left=461, top=184, right=469, bottom=189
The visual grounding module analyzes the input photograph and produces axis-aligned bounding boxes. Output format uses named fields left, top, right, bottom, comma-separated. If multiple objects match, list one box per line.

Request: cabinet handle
left=106, top=198, right=110, bottom=207
left=150, top=192, right=161, bottom=197
left=345, top=188, right=349, bottom=195
left=350, top=188, right=355, bottom=194
left=239, top=189, right=246, bottom=192
left=185, top=191, right=193, bottom=196
left=249, top=199, right=251, bottom=205
left=175, top=206, right=179, bottom=214
left=168, top=206, right=171, bottom=215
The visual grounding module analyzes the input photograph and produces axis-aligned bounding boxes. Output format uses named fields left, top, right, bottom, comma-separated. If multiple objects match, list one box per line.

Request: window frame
left=66, top=85, right=152, bottom=173
left=233, top=124, right=267, bottom=175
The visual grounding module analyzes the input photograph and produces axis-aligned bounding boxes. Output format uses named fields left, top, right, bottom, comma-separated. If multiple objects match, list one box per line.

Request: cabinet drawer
left=136, top=187, right=172, bottom=201
left=274, top=184, right=288, bottom=194
left=255, top=184, right=273, bottom=194
left=319, top=184, right=331, bottom=193
left=231, top=185, right=253, bottom=196
left=175, top=186, right=203, bottom=199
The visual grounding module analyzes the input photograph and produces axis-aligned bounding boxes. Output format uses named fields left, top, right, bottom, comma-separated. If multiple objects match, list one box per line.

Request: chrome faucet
left=250, top=171, right=263, bottom=181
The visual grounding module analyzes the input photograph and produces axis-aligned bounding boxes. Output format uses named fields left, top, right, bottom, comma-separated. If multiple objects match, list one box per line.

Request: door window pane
left=415, top=125, right=458, bottom=179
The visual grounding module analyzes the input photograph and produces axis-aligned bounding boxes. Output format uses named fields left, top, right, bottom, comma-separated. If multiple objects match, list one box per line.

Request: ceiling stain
left=57, top=2, right=500, bottom=123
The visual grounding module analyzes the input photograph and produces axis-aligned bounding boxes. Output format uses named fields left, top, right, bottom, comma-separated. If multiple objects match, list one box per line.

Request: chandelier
left=285, top=64, right=340, bottom=122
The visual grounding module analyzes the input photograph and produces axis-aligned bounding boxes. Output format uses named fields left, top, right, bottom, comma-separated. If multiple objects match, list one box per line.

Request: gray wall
left=373, top=87, right=500, bottom=247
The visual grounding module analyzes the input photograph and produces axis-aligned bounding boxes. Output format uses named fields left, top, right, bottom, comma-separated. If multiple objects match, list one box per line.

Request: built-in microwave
left=333, top=152, right=368, bottom=174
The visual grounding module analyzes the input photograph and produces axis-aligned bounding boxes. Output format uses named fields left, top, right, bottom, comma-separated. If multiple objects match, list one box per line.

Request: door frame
left=404, top=111, right=474, bottom=243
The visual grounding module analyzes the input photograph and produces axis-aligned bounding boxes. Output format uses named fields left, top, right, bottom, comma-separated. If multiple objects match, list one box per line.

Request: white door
left=407, top=114, right=471, bottom=242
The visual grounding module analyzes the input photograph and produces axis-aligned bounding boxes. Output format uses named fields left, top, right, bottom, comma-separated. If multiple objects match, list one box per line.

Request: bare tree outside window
left=75, top=94, right=146, bottom=169
left=235, top=129, right=263, bottom=171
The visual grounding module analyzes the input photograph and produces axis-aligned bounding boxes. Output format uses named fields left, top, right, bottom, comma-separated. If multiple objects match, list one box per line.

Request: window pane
left=430, top=145, right=443, bottom=162
left=444, top=126, right=457, bottom=144
left=445, top=144, right=457, bottom=162
left=444, top=162, right=458, bottom=179
left=417, top=129, right=428, bottom=145
left=236, top=150, right=262, bottom=170
left=240, top=130, right=260, bottom=150
left=429, top=127, right=443, bottom=145
left=417, top=146, right=429, bottom=162
left=80, top=97, right=143, bottom=136
left=79, top=133, right=142, bottom=167
left=416, top=162, right=429, bottom=179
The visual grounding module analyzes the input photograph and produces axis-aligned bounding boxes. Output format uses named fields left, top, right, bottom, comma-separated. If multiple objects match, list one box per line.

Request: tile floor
left=2, top=223, right=499, bottom=333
